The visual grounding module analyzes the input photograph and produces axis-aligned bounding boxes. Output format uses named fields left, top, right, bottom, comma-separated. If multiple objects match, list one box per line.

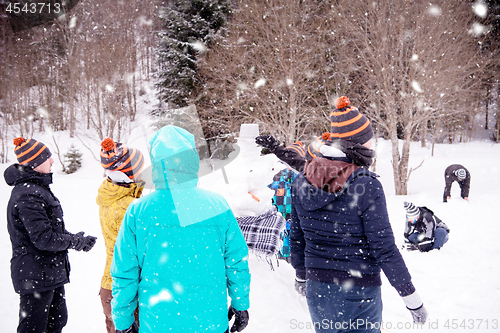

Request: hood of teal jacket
left=149, top=125, right=199, bottom=190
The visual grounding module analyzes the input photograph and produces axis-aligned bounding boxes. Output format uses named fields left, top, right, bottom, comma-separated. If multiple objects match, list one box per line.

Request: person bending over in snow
left=403, top=202, right=450, bottom=252
left=111, top=126, right=251, bottom=333
left=290, top=96, right=427, bottom=333
left=443, top=164, right=470, bottom=202
left=5, top=137, right=97, bottom=333
left=96, top=138, right=145, bottom=333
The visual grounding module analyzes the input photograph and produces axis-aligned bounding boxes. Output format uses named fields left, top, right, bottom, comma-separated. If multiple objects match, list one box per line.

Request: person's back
left=290, top=97, right=427, bottom=333
left=111, top=126, right=251, bottom=333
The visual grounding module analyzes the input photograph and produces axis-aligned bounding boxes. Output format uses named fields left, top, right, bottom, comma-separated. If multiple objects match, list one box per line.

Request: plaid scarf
left=236, top=207, right=286, bottom=258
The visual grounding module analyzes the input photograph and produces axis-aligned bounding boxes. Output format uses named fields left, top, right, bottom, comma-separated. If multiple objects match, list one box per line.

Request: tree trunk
left=420, top=123, right=427, bottom=148
left=390, top=129, right=412, bottom=195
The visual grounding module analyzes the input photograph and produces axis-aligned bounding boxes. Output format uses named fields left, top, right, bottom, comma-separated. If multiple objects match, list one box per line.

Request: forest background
left=0, top=0, right=500, bottom=195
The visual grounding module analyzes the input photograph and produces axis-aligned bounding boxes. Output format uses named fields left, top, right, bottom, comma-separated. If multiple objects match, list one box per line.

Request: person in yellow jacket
left=96, top=138, right=145, bottom=333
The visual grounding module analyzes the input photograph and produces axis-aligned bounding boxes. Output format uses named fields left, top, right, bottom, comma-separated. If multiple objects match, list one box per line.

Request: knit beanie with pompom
left=13, top=137, right=52, bottom=168
left=100, top=138, right=145, bottom=179
left=330, top=96, right=373, bottom=145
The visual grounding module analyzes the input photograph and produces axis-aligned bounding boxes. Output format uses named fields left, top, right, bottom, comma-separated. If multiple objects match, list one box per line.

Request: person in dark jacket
left=290, top=96, right=427, bottom=333
left=255, top=136, right=308, bottom=172
left=4, top=137, right=97, bottom=333
left=403, top=202, right=450, bottom=252
left=443, top=164, right=470, bottom=202
left=256, top=133, right=333, bottom=173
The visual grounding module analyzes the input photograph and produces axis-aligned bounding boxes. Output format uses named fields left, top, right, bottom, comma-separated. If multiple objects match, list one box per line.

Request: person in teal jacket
left=111, top=125, right=251, bottom=333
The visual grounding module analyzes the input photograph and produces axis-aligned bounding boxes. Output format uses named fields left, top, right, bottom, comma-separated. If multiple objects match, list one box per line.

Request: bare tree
left=197, top=0, right=344, bottom=145
left=333, top=0, right=493, bottom=194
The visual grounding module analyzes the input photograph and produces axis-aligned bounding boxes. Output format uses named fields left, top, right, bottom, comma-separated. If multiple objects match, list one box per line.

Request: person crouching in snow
left=290, top=96, right=427, bottom=333
left=403, top=202, right=450, bottom=252
left=111, top=126, right=251, bottom=333
left=96, top=138, right=145, bottom=333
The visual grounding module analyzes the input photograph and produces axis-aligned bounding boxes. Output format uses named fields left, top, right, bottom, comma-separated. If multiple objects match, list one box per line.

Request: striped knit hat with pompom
left=286, top=141, right=306, bottom=159
left=100, top=138, right=145, bottom=179
left=306, top=133, right=330, bottom=160
left=13, top=137, right=52, bottom=168
left=330, top=96, right=373, bottom=145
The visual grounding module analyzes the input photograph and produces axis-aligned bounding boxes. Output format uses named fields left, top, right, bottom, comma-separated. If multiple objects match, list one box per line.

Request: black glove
left=228, top=306, right=249, bottom=332
left=82, top=235, right=97, bottom=252
left=255, top=135, right=279, bottom=151
left=116, top=322, right=138, bottom=333
left=70, top=232, right=97, bottom=252
left=294, top=278, right=306, bottom=296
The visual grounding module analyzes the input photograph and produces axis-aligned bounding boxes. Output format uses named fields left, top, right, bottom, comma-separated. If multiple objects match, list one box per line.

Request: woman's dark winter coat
left=290, top=158, right=412, bottom=291
left=4, top=164, right=75, bottom=294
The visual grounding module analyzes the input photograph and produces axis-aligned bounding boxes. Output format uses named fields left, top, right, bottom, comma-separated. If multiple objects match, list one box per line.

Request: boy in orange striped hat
left=96, top=138, right=145, bottom=333
left=5, top=137, right=97, bottom=333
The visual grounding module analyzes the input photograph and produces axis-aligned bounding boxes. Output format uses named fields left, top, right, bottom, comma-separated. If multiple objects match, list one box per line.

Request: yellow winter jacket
left=96, top=178, right=144, bottom=289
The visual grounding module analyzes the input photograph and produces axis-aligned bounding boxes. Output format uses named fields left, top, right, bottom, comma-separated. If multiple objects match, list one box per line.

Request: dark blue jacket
left=290, top=163, right=412, bottom=290
left=5, top=164, right=75, bottom=294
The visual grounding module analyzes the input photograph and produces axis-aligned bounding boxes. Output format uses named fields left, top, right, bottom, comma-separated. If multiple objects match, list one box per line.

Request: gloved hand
left=255, top=135, right=279, bottom=151
left=82, top=235, right=97, bottom=252
left=70, top=232, right=97, bottom=252
left=294, top=278, right=306, bottom=297
left=402, top=292, right=428, bottom=325
left=408, top=304, right=428, bottom=324
left=116, top=322, right=138, bottom=333
left=228, top=306, right=249, bottom=332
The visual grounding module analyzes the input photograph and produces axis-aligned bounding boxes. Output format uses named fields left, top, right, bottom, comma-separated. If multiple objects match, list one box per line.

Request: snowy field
left=1, top=127, right=499, bottom=333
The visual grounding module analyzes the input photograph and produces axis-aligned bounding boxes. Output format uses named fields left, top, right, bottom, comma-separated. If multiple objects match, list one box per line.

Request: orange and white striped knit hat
left=330, top=96, right=373, bottom=145
left=100, top=138, right=145, bottom=179
left=13, top=137, right=52, bottom=168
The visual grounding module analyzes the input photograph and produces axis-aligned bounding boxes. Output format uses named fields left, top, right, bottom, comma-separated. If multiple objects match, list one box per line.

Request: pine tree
left=154, top=0, right=232, bottom=116
left=64, top=144, right=82, bottom=174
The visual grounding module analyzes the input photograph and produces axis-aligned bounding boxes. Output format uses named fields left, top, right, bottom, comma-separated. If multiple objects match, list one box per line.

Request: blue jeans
left=408, top=227, right=449, bottom=250
left=432, top=228, right=449, bottom=249
left=306, top=280, right=382, bottom=333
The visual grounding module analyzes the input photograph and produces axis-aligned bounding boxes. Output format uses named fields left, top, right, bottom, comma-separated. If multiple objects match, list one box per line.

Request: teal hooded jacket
left=111, top=126, right=251, bottom=332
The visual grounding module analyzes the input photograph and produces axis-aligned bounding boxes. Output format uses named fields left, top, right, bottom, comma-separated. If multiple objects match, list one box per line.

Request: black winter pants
left=18, top=286, right=68, bottom=333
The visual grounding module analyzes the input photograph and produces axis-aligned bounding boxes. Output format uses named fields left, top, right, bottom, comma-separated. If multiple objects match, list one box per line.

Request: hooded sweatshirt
left=290, top=157, right=413, bottom=294
left=111, top=126, right=250, bottom=332
left=96, top=178, right=144, bottom=290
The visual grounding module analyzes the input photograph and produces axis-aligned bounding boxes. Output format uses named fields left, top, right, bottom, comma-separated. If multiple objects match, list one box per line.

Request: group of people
left=4, top=95, right=469, bottom=333
left=5, top=126, right=251, bottom=333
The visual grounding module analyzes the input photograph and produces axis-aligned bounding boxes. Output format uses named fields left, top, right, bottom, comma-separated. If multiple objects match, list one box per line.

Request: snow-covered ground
left=1, top=126, right=499, bottom=333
